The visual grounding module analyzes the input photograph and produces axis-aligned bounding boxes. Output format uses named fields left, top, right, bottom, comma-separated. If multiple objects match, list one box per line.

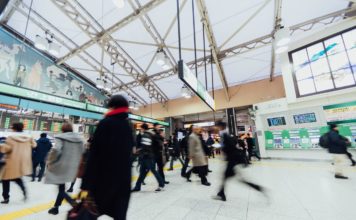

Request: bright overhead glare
left=96, top=78, right=104, bottom=89
left=113, top=0, right=125, bottom=8
left=48, top=42, right=60, bottom=56
left=274, top=27, right=290, bottom=47
left=156, top=51, right=166, bottom=65
left=35, top=35, right=48, bottom=50
left=275, top=46, right=288, bottom=54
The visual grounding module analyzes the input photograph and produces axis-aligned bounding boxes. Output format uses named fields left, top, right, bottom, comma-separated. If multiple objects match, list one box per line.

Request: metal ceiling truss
left=14, top=1, right=147, bottom=105
left=196, top=0, right=229, bottom=100
left=128, top=0, right=177, bottom=71
left=269, top=0, right=282, bottom=81
left=50, top=0, right=168, bottom=104
left=0, top=0, right=21, bottom=24
left=119, top=6, right=356, bottom=91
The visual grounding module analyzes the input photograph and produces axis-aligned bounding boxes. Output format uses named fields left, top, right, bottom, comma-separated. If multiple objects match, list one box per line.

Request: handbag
left=67, top=192, right=99, bottom=220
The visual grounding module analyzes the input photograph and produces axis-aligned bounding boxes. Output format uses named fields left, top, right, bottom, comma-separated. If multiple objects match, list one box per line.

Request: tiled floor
left=1, top=158, right=356, bottom=220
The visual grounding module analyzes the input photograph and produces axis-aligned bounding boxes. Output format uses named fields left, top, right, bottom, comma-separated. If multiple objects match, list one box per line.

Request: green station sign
left=0, top=83, right=86, bottom=109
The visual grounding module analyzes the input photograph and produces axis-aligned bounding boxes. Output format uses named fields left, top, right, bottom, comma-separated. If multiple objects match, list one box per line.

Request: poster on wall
left=0, top=28, right=107, bottom=106
left=323, top=101, right=356, bottom=124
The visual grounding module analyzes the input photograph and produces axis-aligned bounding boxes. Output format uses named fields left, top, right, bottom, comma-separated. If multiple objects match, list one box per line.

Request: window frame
left=289, top=27, right=356, bottom=98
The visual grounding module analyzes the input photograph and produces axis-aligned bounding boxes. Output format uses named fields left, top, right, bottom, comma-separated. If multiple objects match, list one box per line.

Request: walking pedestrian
left=32, top=133, right=52, bottom=182
left=132, top=123, right=165, bottom=192
left=46, top=122, right=84, bottom=215
left=185, top=127, right=210, bottom=186
left=0, top=122, right=36, bottom=204
left=214, top=121, right=266, bottom=201
left=81, top=95, right=135, bottom=220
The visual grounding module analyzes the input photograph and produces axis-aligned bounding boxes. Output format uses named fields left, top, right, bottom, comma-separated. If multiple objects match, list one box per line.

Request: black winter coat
left=328, top=130, right=347, bottom=154
left=33, top=137, right=52, bottom=162
left=81, top=112, right=134, bottom=217
left=221, top=133, right=245, bottom=163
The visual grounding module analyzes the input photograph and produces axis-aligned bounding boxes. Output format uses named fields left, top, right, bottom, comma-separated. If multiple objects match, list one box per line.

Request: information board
left=293, top=113, right=317, bottom=124
left=267, top=117, right=286, bottom=127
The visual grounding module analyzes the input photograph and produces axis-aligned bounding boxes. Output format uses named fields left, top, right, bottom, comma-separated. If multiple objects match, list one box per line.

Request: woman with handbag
left=45, top=122, right=84, bottom=215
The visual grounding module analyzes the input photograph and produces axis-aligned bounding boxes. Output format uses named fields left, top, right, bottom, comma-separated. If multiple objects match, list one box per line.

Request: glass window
left=332, top=68, right=355, bottom=88
left=313, top=73, right=334, bottom=92
left=291, top=28, right=356, bottom=97
left=328, top=52, right=350, bottom=71
left=297, top=79, right=316, bottom=95
left=325, top=36, right=344, bottom=56
left=310, top=57, right=329, bottom=76
left=295, top=65, right=312, bottom=81
left=307, top=43, right=326, bottom=62
left=342, top=29, right=356, bottom=51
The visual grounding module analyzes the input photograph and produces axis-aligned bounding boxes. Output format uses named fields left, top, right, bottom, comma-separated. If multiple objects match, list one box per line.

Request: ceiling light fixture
left=274, top=26, right=290, bottom=55
left=35, top=35, right=48, bottom=50
left=274, top=27, right=291, bottom=47
left=181, top=85, right=192, bottom=99
left=96, top=77, right=104, bottom=89
left=113, top=0, right=125, bottom=8
left=48, top=42, right=60, bottom=56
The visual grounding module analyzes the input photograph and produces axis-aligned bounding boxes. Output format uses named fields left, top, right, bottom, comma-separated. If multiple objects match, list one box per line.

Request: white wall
left=254, top=18, right=356, bottom=159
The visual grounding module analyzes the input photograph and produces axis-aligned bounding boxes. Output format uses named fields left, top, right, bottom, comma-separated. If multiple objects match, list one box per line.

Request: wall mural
left=0, top=27, right=107, bottom=106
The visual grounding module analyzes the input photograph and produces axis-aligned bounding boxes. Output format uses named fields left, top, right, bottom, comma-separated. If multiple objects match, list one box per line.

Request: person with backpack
left=327, top=124, right=349, bottom=179
left=132, top=123, right=165, bottom=192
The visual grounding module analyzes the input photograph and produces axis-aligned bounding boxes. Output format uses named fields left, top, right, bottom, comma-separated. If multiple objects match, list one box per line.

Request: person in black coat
left=214, top=121, right=266, bottom=201
left=327, top=124, right=349, bottom=179
left=32, top=133, right=52, bottom=182
left=81, top=95, right=134, bottom=220
left=245, top=133, right=261, bottom=161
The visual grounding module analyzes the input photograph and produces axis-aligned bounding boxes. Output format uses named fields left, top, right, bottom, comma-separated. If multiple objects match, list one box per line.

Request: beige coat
left=0, top=133, right=37, bottom=180
left=189, top=133, right=208, bottom=167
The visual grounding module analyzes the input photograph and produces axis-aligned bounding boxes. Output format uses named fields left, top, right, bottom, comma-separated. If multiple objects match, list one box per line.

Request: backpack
left=319, top=133, right=330, bottom=148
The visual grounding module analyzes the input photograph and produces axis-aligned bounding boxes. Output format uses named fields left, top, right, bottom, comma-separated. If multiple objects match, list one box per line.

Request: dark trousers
left=181, top=157, right=190, bottom=176
left=248, top=148, right=261, bottom=161
left=156, top=157, right=166, bottom=182
left=346, top=151, right=356, bottom=164
left=54, top=184, right=75, bottom=207
left=2, top=178, right=26, bottom=200
left=113, top=196, right=130, bottom=220
left=169, top=155, right=184, bottom=170
left=186, top=166, right=208, bottom=184
left=218, top=161, right=262, bottom=196
left=134, top=158, right=164, bottom=189
left=32, top=160, right=46, bottom=180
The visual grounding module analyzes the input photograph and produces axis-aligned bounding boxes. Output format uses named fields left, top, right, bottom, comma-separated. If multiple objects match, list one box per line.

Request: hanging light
left=113, top=0, right=125, bottom=8
left=156, top=50, right=166, bottom=65
left=274, top=27, right=290, bottom=47
left=129, top=101, right=135, bottom=109
left=48, top=42, right=60, bottom=56
left=181, top=85, right=191, bottom=98
left=133, top=102, right=139, bottom=110
left=96, top=77, right=104, bottom=89
left=35, top=35, right=48, bottom=50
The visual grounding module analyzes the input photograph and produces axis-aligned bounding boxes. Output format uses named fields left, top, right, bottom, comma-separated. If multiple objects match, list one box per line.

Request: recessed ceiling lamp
left=113, top=0, right=125, bottom=8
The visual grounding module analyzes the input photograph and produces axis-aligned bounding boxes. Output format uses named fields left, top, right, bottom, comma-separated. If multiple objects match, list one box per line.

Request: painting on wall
left=0, top=28, right=107, bottom=106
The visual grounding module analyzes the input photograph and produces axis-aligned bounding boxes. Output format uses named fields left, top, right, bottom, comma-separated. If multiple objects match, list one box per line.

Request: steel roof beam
left=56, top=0, right=165, bottom=65
left=0, top=0, right=21, bottom=24
left=16, top=2, right=147, bottom=105
left=50, top=0, right=168, bottom=103
left=270, top=0, right=283, bottom=81
left=196, top=0, right=229, bottom=100
left=118, top=6, right=355, bottom=91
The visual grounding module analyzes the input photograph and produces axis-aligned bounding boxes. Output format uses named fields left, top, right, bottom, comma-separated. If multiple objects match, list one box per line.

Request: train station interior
left=0, top=0, right=356, bottom=219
